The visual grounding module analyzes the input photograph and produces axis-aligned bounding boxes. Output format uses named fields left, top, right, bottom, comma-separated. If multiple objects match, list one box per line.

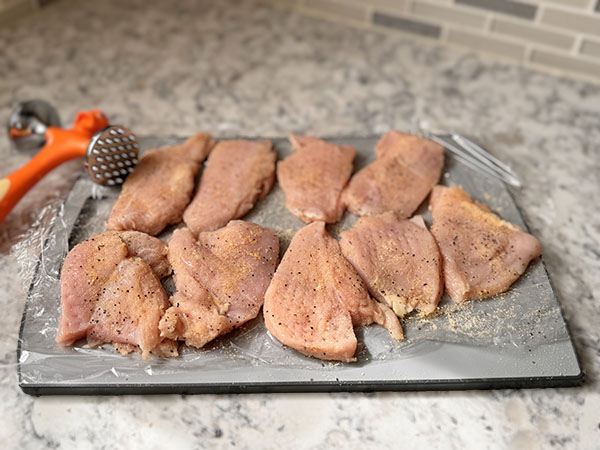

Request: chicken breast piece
left=118, top=230, right=171, bottom=279
left=277, top=135, right=356, bottom=223
left=263, top=221, right=402, bottom=363
left=429, top=186, right=542, bottom=303
left=343, top=131, right=444, bottom=217
left=87, top=257, right=172, bottom=359
left=183, top=140, right=276, bottom=235
left=106, top=133, right=215, bottom=235
left=56, top=231, right=169, bottom=345
left=159, top=221, right=279, bottom=348
left=339, top=212, right=443, bottom=318
left=112, top=339, right=179, bottom=358
left=57, top=233, right=127, bottom=345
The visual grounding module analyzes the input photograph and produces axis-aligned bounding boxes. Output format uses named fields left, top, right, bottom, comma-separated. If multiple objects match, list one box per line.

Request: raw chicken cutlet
left=183, top=140, right=276, bottom=235
left=57, top=230, right=171, bottom=352
left=117, top=230, right=171, bottom=279
left=87, top=257, right=173, bottom=359
left=106, top=132, right=215, bottom=235
left=429, top=186, right=542, bottom=303
left=339, top=212, right=443, bottom=318
left=159, top=221, right=279, bottom=348
left=343, top=131, right=444, bottom=217
left=263, top=221, right=402, bottom=363
left=277, top=135, right=355, bottom=223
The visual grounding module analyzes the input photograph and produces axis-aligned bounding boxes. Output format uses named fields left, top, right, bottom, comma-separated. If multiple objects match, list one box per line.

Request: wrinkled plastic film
left=2, top=167, right=75, bottom=385
left=14, top=137, right=571, bottom=386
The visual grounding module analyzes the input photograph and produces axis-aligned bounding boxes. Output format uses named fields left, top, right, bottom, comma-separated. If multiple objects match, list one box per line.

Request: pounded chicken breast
left=159, top=221, right=279, bottom=348
left=107, top=133, right=215, bottom=235
left=183, top=140, right=276, bottom=235
left=340, top=213, right=443, bottom=318
left=264, top=221, right=402, bottom=363
left=343, top=131, right=444, bottom=217
left=278, top=135, right=355, bottom=223
left=429, top=186, right=542, bottom=303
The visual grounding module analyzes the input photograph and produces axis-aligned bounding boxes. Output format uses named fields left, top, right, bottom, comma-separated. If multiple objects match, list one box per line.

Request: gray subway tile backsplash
left=580, top=40, right=600, bottom=59
left=542, top=8, right=600, bottom=37
left=411, top=1, right=487, bottom=29
left=362, top=0, right=407, bottom=12
left=542, top=0, right=591, bottom=8
left=3, top=0, right=600, bottom=83
left=491, top=18, right=574, bottom=50
left=304, top=0, right=368, bottom=22
left=531, top=49, right=600, bottom=78
left=447, top=28, right=526, bottom=60
left=266, top=0, right=600, bottom=81
left=455, top=0, right=537, bottom=20
left=372, top=11, right=441, bottom=39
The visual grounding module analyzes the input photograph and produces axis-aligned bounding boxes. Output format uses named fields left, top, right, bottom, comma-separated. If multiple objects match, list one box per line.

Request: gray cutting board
left=17, top=137, right=583, bottom=394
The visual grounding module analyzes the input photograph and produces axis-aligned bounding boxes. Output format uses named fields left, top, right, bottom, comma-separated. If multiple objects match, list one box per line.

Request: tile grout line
left=365, top=3, right=374, bottom=24
left=439, top=22, right=449, bottom=42
left=533, top=2, right=542, bottom=24
left=539, top=2, right=600, bottom=16
left=524, top=42, right=533, bottom=61
left=483, top=12, right=493, bottom=32
left=531, top=44, right=600, bottom=67
left=489, top=18, right=579, bottom=56
left=449, top=24, right=553, bottom=48
left=572, top=34, right=584, bottom=56
left=586, top=0, right=596, bottom=12
left=562, top=46, right=600, bottom=64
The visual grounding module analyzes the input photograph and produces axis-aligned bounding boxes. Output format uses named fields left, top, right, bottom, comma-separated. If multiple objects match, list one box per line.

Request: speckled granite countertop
left=0, top=0, right=598, bottom=448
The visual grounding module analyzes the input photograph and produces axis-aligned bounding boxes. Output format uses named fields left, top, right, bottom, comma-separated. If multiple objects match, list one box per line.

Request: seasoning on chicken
left=86, top=257, right=172, bottom=359
left=118, top=230, right=171, bottom=279
left=429, top=186, right=542, bottom=303
left=159, top=221, right=279, bottom=348
left=277, top=135, right=355, bottom=223
left=183, top=140, right=276, bottom=235
left=56, top=231, right=170, bottom=346
left=343, top=131, right=444, bottom=217
left=263, top=221, right=403, bottom=363
left=107, top=133, right=215, bottom=235
left=339, top=212, right=443, bottom=318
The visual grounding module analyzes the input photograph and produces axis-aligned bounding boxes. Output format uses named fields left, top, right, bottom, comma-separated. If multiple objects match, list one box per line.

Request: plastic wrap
left=13, top=137, right=578, bottom=393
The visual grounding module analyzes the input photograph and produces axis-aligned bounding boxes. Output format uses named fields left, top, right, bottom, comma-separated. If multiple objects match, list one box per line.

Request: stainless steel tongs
left=426, top=133, right=522, bottom=188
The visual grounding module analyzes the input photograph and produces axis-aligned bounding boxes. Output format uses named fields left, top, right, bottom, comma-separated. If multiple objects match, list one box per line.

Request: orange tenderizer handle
left=0, top=110, right=109, bottom=223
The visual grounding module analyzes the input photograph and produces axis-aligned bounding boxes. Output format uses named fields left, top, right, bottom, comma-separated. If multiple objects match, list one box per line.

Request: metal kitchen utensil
left=17, top=136, right=582, bottom=395
left=415, top=120, right=521, bottom=187
left=7, top=99, right=62, bottom=152
left=428, top=133, right=522, bottom=188
left=0, top=103, right=139, bottom=223
left=86, top=126, right=139, bottom=186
